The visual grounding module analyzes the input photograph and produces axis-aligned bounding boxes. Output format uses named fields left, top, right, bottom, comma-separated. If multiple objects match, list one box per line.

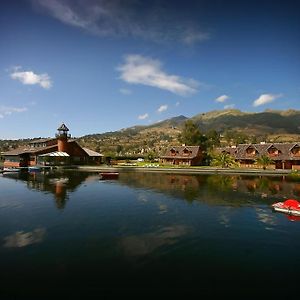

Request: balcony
left=55, top=133, right=71, bottom=139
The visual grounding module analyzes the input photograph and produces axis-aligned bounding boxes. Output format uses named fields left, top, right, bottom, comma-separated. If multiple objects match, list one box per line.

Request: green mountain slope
left=191, top=109, right=300, bottom=134
left=76, top=109, right=300, bottom=154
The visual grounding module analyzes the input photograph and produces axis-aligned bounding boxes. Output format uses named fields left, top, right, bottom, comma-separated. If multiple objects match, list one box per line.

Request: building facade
left=160, top=145, right=203, bottom=166
left=3, top=123, right=103, bottom=168
left=220, top=142, right=300, bottom=170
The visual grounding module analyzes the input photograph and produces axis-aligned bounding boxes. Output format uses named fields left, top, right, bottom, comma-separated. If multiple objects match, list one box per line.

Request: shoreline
left=63, top=165, right=293, bottom=176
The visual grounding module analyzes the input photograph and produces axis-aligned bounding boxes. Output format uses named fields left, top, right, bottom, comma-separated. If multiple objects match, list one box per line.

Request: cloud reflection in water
left=3, top=228, right=46, bottom=248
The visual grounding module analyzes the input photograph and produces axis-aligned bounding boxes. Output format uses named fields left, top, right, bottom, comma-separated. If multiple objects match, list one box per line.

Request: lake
left=1, top=170, right=300, bottom=296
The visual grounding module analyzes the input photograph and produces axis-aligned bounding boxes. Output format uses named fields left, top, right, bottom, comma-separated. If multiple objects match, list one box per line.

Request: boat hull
left=272, top=200, right=300, bottom=217
left=273, top=206, right=300, bottom=216
left=99, top=172, right=119, bottom=180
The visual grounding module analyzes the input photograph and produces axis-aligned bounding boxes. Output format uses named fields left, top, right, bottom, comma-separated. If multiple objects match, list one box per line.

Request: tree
left=223, top=129, right=248, bottom=145
left=205, top=129, right=221, bottom=149
left=211, top=152, right=237, bottom=168
left=178, top=120, right=207, bottom=147
left=146, top=151, right=156, bottom=162
left=116, top=145, right=123, bottom=154
left=255, top=155, right=274, bottom=170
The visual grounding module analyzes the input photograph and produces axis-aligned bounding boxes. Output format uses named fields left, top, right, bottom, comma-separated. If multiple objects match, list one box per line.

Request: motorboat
left=99, top=172, right=119, bottom=180
left=272, top=199, right=300, bottom=217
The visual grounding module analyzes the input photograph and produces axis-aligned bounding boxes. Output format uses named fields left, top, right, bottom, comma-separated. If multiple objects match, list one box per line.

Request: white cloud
left=31, top=0, right=209, bottom=45
left=175, top=101, right=180, bottom=106
left=216, top=94, right=229, bottom=103
left=0, top=106, right=28, bottom=119
left=157, top=104, right=168, bottom=113
left=224, top=104, right=235, bottom=109
left=182, top=30, right=210, bottom=45
left=118, top=55, right=198, bottom=96
left=253, top=93, right=282, bottom=107
left=138, top=113, right=149, bottom=120
left=119, top=88, right=132, bottom=95
left=10, top=68, right=52, bottom=89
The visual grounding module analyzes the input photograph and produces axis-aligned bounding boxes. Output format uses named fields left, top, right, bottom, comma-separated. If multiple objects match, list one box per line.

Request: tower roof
left=57, top=123, right=69, bottom=131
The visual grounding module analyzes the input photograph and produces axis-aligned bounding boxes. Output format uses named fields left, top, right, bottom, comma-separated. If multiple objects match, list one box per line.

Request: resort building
left=160, top=145, right=203, bottom=166
left=3, top=123, right=103, bottom=168
left=220, top=142, right=300, bottom=170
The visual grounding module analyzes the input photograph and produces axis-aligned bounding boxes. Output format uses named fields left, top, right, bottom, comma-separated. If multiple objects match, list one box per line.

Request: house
left=219, top=142, right=300, bottom=170
left=160, top=145, right=203, bottom=166
left=3, top=123, right=103, bottom=168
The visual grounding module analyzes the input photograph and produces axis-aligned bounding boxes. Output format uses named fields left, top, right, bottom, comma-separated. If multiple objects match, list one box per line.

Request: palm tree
left=255, top=155, right=274, bottom=170
left=211, top=152, right=237, bottom=168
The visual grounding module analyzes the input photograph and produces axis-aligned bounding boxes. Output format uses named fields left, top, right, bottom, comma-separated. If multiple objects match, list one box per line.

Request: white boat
left=2, top=167, right=21, bottom=173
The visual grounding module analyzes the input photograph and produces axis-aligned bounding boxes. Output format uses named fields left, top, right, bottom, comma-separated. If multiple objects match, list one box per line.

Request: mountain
left=191, top=109, right=300, bottom=135
left=76, top=109, right=300, bottom=155
left=1, top=110, right=300, bottom=155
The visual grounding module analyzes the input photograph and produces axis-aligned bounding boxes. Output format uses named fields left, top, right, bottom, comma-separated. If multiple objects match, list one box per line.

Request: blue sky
left=0, top=0, right=299, bottom=139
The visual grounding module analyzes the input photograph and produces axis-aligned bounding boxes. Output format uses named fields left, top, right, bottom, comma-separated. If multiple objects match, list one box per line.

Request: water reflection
left=119, top=172, right=300, bottom=205
left=2, top=171, right=300, bottom=209
left=1, top=170, right=300, bottom=294
left=120, top=225, right=188, bottom=256
left=1, top=171, right=92, bottom=209
left=3, top=227, right=46, bottom=248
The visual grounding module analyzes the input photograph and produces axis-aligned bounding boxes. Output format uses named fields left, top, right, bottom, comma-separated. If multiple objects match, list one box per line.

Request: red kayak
left=272, top=199, right=300, bottom=217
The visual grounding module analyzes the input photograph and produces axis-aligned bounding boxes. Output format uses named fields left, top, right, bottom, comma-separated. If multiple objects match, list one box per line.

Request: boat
left=28, top=166, right=41, bottom=172
left=99, top=172, right=119, bottom=180
left=2, top=167, right=21, bottom=173
left=272, top=199, right=300, bottom=217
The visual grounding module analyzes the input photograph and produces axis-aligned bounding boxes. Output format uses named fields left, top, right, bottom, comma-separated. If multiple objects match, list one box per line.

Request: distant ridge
left=190, top=109, right=300, bottom=135
left=2, top=109, right=300, bottom=153
left=79, top=109, right=300, bottom=141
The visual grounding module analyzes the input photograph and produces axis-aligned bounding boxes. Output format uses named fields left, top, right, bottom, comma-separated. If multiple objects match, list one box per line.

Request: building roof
left=234, top=142, right=300, bottom=161
left=160, top=145, right=201, bottom=159
left=29, top=138, right=57, bottom=144
left=57, top=123, right=69, bottom=131
left=3, top=144, right=58, bottom=156
left=39, top=151, right=70, bottom=157
left=82, top=147, right=103, bottom=157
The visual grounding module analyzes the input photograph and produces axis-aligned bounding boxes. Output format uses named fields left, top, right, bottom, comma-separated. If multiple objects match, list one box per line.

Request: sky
left=0, top=0, right=300, bottom=139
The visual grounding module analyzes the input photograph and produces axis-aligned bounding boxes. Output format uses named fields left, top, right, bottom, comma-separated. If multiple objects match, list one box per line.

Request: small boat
left=272, top=199, right=300, bottom=217
left=28, top=166, right=41, bottom=172
left=99, top=172, right=119, bottom=180
left=2, top=167, right=21, bottom=173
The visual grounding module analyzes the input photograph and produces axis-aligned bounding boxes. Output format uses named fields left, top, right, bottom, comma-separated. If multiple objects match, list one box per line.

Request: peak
left=192, top=109, right=246, bottom=121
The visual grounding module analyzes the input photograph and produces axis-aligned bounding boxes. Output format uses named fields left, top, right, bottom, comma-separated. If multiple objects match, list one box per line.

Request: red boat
left=272, top=199, right=300, bottom=217
left=99, top=172, right=119, bottom=180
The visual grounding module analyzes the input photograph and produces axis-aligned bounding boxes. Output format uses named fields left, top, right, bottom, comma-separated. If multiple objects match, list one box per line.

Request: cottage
left=3, top=123, right=103, bottom=168
left=160, top=145, right=203, bottom=166
left=220, top=142, right=300, bottom=170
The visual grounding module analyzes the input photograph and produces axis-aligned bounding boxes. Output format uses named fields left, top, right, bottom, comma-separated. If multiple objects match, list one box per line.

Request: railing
left=55, top=133, right=71, bottom=138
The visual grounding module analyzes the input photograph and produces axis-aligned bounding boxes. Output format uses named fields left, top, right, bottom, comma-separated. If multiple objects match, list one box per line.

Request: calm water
left=1, top=170, right=300, bottom=295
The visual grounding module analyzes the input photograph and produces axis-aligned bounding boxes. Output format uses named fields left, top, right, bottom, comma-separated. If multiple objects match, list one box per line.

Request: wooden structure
left=160, top=145, right=203, bottom=166
left=220, top=142, right=300, bottom=170
left=3, top=123, right=103, bottom=168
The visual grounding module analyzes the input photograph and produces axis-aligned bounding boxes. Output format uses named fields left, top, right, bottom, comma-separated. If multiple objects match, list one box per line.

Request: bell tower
left=56, top=123, right=70, bottom=153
